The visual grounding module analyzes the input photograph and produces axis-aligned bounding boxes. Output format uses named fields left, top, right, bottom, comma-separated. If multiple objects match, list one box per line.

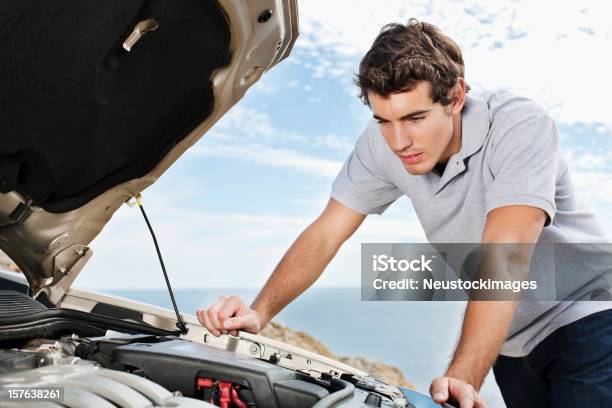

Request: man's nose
left=391, top=124, right=413, bottom=152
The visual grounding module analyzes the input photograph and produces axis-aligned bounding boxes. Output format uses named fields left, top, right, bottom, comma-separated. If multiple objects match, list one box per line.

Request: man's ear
left=451, top=78, right=467, bottom=114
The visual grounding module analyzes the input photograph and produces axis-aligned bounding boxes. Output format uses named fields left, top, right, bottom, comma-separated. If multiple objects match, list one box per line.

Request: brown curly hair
left=355, top=19, right=470, bottom=106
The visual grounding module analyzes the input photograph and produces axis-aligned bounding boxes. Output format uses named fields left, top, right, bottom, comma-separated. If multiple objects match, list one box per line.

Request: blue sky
left=76, top=0, right=612, bottom=289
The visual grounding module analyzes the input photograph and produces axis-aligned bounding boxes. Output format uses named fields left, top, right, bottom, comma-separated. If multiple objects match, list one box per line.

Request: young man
left=197, top=20, right=612, bottom=407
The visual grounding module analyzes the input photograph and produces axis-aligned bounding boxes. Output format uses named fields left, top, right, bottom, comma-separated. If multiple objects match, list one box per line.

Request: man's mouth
left=399, top=152, right=423, bottom=165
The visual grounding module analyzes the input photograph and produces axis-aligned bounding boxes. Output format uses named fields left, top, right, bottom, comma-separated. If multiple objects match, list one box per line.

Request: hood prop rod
left=134, top=194, right=189, bottom=335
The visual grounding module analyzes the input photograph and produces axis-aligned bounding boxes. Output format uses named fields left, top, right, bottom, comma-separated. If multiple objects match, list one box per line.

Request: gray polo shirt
left=331, top=90, right=612, bottom=357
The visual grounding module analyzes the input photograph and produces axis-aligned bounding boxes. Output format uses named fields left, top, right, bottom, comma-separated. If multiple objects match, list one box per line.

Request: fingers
left=429, top=376, right=450, bottom=403
left=223, top=315, right=248, bottom=331
left=474, top=394, right=488, bottom=408
left=196, top=308, right=220, bottom=336
left=223, top=313, right=261, bottom=334
left=449, top=378, right=477, bottom=408
left=459, top=396, right=474, bottom=408
left=196, top=296, right=256, bottom=337
left=218, top=296, right=245, bottom=324
left=196, top=295, right=227, bottom=336
left=207, top=302, right=224, bottom=334
left=430, top=377, right=485, bottom=408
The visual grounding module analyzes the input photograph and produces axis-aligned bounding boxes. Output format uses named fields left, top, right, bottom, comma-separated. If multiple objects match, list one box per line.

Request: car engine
left=0, top=290, right=415, bottom=407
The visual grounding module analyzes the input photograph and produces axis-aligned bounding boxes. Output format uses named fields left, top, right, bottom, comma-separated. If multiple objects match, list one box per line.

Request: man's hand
left=196, top=295, right=262, bottom=337
left=430, top=376, right=487, bottom=408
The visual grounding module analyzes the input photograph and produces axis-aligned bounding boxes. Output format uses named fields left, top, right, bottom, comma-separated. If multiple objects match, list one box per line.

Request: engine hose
left=311, top=378, right=355, bottom=408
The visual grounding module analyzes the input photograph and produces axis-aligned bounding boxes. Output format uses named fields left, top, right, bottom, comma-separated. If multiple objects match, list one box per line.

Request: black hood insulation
left=0, top=291, right=179, bottom=341
left=0, top=0, right=231, bottom=212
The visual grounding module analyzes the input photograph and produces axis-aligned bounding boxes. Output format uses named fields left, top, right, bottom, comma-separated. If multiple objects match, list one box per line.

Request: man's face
left=369, top=81, right=461, bottom=175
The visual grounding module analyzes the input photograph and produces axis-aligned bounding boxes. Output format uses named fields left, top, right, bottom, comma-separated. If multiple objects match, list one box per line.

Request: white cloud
left=313, top=134, right=354, bottom=154
left=187, top=106, right=358, bottom=176
left=295, top=0, right=612, bottom=126
left=205, top=106, right=277, bottom=143
left=565, top=149, right=612, bottom=172
left=569, top=170, right=612, bottom=203
left=202, top=106, right=358, bottom=157
left=191, top=143, right=342, bottom=178
left=77, top=208, right=311, bottom=290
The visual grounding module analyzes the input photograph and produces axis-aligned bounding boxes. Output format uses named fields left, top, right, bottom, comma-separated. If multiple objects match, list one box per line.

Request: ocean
left=105, top=287, right=505, bottom=407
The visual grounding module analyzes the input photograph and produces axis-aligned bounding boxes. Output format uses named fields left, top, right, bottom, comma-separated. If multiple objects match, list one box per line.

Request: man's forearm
left=446, top=245, right=525, bottom=388
left=446, top=300, right=517, bottom=389
left=251, top=225, right=339, bottom=326
left=447, top=204, right=544, bottom=390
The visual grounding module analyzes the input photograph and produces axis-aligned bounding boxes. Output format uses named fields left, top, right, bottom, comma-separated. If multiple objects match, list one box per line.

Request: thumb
left=430, top=376, right=450, bottom=403
left=223, top=314, right=259, bottom=333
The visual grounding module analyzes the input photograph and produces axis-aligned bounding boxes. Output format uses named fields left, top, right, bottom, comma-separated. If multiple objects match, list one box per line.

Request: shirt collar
left=433, top=93, right=491, bottom=194
left=459, top=93, right=491, bottom=160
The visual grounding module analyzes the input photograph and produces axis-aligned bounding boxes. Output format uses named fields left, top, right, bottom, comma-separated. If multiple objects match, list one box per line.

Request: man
left=197, top=20, right=612, bottom=407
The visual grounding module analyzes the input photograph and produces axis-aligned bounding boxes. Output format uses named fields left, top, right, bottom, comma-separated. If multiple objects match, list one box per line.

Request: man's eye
left=377, top=120, right=390, bottom=125
left=410, top=117, right=424, bottom=122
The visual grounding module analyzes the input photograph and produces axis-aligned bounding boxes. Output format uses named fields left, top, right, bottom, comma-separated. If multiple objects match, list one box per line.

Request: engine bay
left=0, top=290, right=415, bottom=407
left=0, top=333, right=408, bottom=408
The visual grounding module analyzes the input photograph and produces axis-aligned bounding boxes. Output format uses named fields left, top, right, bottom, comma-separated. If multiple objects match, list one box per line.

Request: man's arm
left=251, top=198, right=366, bottom=326
left=430, top=205, right=547, bottom=408
left=196, top=198, right=366, bottom=336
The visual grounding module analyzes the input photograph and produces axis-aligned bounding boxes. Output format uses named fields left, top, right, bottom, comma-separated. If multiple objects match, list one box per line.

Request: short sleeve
left=331, top=124, right=403, bottom=215
left=485, top=112, right=558, bottom=226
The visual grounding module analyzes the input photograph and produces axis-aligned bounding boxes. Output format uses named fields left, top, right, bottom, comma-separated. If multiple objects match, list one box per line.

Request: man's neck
left=433, top=162, right=447, bottom=177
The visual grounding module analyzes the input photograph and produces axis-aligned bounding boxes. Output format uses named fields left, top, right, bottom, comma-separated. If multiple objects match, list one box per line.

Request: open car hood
left=0, top=0, right=298, bottom=298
